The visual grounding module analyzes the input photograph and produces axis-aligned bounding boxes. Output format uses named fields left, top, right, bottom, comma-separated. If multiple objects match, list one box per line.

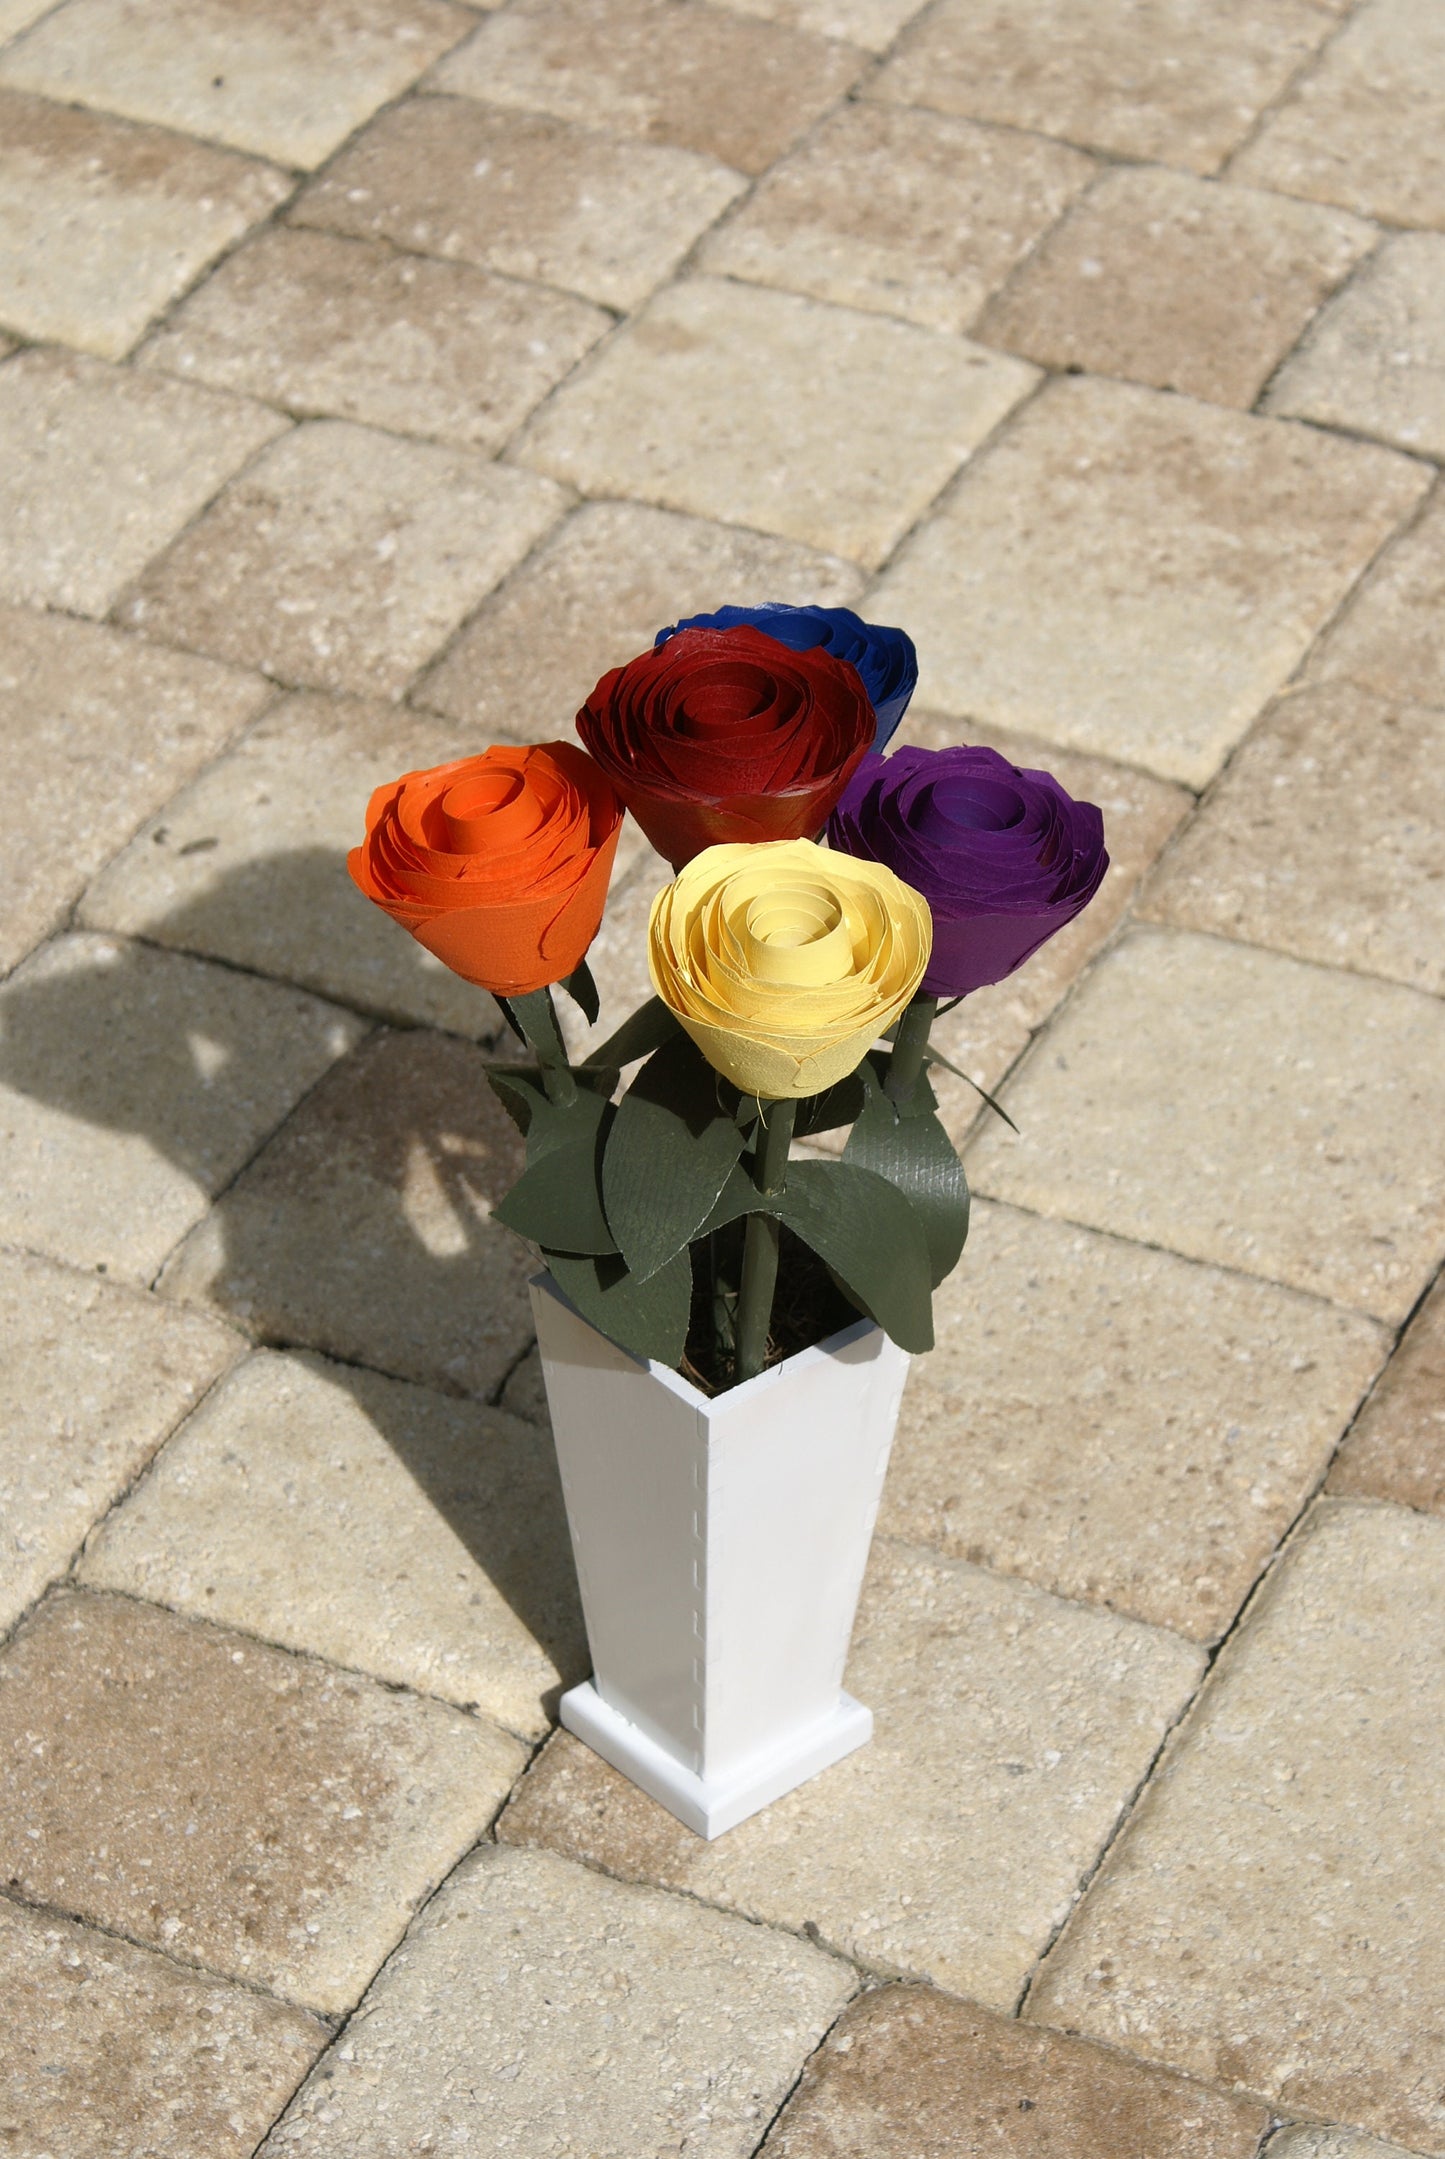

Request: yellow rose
left=647, top=839, right=933, bottom=1100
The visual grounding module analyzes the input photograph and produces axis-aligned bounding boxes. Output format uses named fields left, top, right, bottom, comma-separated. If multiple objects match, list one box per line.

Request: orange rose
left=348, top=742, right=623, bottom=996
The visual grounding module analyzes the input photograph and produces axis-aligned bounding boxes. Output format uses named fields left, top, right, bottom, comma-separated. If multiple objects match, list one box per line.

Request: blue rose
left=654, top=604, right=917, bottom=749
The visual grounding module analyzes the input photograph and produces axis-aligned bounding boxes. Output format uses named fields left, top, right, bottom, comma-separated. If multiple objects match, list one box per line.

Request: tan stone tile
left=0, top=1589, right=524, bottom=2012
left=501, top=1540, right=1203, bottom=2006
left=514, top=278, right=1037, bottom=568
left=1328, top=1273, right=1445, bottom=1513
left=81, top=1349, right=584, bottom=1741
left=0, top=0, right=64, bottom=38
left=890, top=713, right=1191, bottom=1143
left=0, top=932, right=366, bottom=1282
left=887, top=1199, right=1387, bottom=1641
left=157, top=1027, right=534, bottom=1398
left=259, top=1844, right=856, bottom=2157
left=0, top=606, right=270, bottom=975
left=700, top=104, right=1093, bottom=335
left=0, top=1251, right=242, bottom=1634
left=139, top=226, right=607, bottom=452
left=1230, top=0, right=1445, bottom=229
left=764, top=1986, right=1269, bottom=2157
left=0, top=1896, right=325, bottom=2159
left=1271, top=2130, right=1423, bottom=2159
left=430, top=0, right=863, bottom=176
left=978, top=167, right=1374, bottom=410
left=714, top=0, right=925, bottom=51
left=967, top=926, right=1445, bottom=1325
left=117, top=420, right=565, bottom=698
left=292, top=95, right=745, bottom=314
left=77, top=690, right=501, bottom=1036
left=0, top=347, right=285, bottom=617
left=1268, top=234, right=1445, bottom=459
left=1308, top=482, right=1445, bottom=711
left=0, top=89, right=290, bottom=360
left=0, top=0, right=473, bottom=170
left=867, top=376, right=1428, bottom=788
left=868, top=0, right=1334, bottom=174
left=416, top=496, right=863, bottom=737
left=1029, top=1500, right=1445, bottom=2150
left=1142, top=682, right=1445, bottom=995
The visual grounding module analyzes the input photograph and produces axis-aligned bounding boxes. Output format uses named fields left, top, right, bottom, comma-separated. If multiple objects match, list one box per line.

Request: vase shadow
left=0, top=849, right=586, bottom=1714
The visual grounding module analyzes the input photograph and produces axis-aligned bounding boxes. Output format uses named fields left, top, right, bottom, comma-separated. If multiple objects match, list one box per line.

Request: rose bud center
left=922, top=775, right=1025, bottom=835
left=740, top=886, right=853, bottom=985
left=440, top=768, right=545, bottom=851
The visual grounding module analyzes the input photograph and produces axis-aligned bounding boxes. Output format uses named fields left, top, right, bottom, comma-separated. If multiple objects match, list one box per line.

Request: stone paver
left=0, top=1249, right=241, bottom=1634
left=157, top=1027, right=534, bottom=1398
left=1268, top=234, right=1445, bottom=460
left=1309, top=484, right=1445, bottom=711
left=0, top=0, right=473, bottom=170
left=514, top=278, right=1037, bottom=568
left=501, top=1539, right=1203, bottom=2008
left=0, top=1589, right=525, bottom=2014
left=1029, top=1501, right=1445, bottom=2151
left=77, top=690, right=498, bottom=1035
left=139, top=226, right=608, bottom=452
left=259, top=1843, right=857, bottom=2158
left=1328, top=1274, right=1445, bottom=1514
left=1231, top=0, right=1445, bottom=230
left=1, top=1896, right=325, bottom=2159
left=81, top=1348, right=585, bottom=1740
left=1141, top=682, right=1445, bottom=995
left=0, top=933, right=365, bottom=1284
left=417, top=496, right=863, bottom=738
left=0, top=88, right=290, bottom=359
left=0, top=605, right=269, bottom=975
left=979, top=167, right=1374, bottom=410
left=867, top=376, right=1429, bottom=787
left=967, top=926, right=1445, bottom=1325
left=117, top=420, right=566, bottom=698
left=291, top=95, right=746, bottom=314
left=0, top=0, right=66, bottom=38
left=891, top=714, right=1190, bottom=1138
left=868, top=0, right=1334, bottom=173
left=0, top=346, right=285, bottom=617
left=430, top=0, right=864, bottom=175
left=886, top=1200, right=1386, bottom=1642
left=1271, top=2131, right=1424, bottom=2159
left=719, top=0, right=929, bottom=53
left=762, top=1985, right=1270, bottom=2157
left=700, top=103, right=1094, bottom=336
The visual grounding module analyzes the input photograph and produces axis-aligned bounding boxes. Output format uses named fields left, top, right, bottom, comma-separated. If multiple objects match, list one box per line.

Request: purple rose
left=827, top=744, right=1108, bottom=998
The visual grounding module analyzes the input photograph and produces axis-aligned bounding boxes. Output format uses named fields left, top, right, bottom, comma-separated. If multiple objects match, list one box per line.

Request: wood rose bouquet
left=349, top=604, right=1109, bottom=1395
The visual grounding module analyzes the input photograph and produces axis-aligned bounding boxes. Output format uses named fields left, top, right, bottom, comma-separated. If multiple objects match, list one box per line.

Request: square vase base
left=559, top=1682, right=873, bottom=1839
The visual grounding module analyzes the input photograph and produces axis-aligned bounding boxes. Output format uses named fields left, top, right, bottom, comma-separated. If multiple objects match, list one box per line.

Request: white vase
left=530, top=1271, right=909, bottom=1838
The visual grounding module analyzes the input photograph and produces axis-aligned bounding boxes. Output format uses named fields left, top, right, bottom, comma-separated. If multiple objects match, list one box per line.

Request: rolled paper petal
left=654, top=603, right=917, bottom=748
left=827, top=744, right=1108, bottom=998
left=348, top=741, right=623, bottom=996
left=577, top=625, right=874, bottom=868
left=648, top=838, right=933, bottom=1099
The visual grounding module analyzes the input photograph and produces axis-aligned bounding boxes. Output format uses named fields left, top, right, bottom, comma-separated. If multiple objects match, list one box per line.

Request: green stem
left=733, top=1096, right=797, bottom=1385
left=884, top=992, right=938, bottom=1108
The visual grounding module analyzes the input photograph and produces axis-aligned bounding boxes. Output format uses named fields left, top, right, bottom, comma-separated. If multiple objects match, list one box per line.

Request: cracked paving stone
left=0, top=1589, right=525, bottom=2015
left=1328, top=1272, right=1445, bottom=1515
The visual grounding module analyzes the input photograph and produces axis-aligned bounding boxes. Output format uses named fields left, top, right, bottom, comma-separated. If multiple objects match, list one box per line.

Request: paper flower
left=576, top=626, right=873, bottom=868
left=655, top=604, right=917, bottom=747
left=648, top=839, right=933, bottom=1099
left=827, top=744, right=1108, bottom=998
left=348, top=742, right=622, bottom=996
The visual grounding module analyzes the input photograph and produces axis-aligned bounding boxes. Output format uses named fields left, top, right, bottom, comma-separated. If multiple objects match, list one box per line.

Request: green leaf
left=602, top=1033, right=745, bottom=1280
left=545, top=1246, right=693, bottom=1367
left=492, top=1083, right=616, bottom=1254
left=844, top=1063, right=970, bottom=1287
left=695, top=1162, right=766, bottom=1238
left=921, top=1045, right=1018, bottom=1133
left=580, top=995, right=682, bottom=1074
left=777, top=1158, right=935, bottom=1354
left=560, top=958, right=599, bottom=1026
left=509, top=986, right=570, bottom=1071
left=792, top=1068, right=867, bottom=1138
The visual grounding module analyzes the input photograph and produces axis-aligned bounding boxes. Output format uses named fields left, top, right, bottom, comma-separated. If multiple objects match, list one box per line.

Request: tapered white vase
left=530, top=1271, right=909, bottom=1838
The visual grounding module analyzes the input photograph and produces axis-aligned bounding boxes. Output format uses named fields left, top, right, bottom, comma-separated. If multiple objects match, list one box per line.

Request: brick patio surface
left=1, top=1, right=1443, bottom=2152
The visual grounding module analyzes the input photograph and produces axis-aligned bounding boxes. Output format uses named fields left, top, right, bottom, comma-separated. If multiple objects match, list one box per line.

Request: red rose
left=576, top=625, right=874, bottom=868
